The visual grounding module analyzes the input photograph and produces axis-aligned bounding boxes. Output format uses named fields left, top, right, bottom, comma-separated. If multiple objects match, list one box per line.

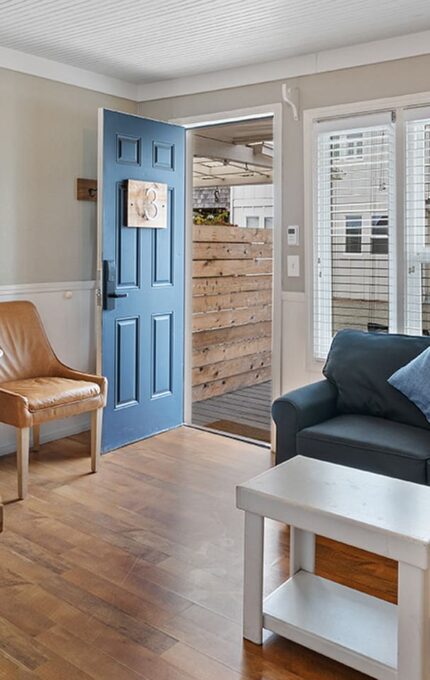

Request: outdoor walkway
left=192, top=380, right=271, bottom=442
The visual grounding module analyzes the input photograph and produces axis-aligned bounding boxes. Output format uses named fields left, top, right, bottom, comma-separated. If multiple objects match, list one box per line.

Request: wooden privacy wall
left=192, top=224, right=273, bottom=401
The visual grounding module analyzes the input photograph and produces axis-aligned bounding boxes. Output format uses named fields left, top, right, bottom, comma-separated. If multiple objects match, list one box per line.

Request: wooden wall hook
left=77, top=178, right=98, bottom=202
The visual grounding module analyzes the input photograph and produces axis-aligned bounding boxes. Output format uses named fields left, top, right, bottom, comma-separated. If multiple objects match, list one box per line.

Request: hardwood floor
left=0, top=426, right=396, bottom=679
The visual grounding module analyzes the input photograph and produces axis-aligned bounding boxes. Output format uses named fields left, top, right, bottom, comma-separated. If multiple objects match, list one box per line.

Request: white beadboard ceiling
left=1, top=0, right=430, bottom=98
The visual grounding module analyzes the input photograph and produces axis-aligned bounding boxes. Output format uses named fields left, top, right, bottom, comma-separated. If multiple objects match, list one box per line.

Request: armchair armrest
left=55, top=364, right=108, bottom=406
left=0, top=387, right=32, bottom=428
left=272, top=379, right=338, bottom=464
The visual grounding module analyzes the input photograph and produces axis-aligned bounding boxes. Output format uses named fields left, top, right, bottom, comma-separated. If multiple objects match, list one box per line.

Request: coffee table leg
left=398, top=562, right=430, bottom=679
left=290, top=527, right=315, bottom=576
left=243, top=512, right=264, bottom=644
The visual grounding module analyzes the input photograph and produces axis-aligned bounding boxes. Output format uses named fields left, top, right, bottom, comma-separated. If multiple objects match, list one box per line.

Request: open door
left=99, top=109, right=185, bottom=452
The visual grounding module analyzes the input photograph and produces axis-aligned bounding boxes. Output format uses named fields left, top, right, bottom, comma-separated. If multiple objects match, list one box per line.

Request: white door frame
left=171, top=103, right=283, bottom=449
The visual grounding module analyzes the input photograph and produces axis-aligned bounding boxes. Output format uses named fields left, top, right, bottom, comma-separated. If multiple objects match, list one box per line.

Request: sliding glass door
left=310, top=106, right=430, bottom=361
left=405, top=108, right=430, bottom=336
left=313, top=112, right=395, bottom=359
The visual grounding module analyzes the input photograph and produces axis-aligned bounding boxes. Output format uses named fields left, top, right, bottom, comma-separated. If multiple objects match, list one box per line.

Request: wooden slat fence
left=192, top=224, right=273, bottom=401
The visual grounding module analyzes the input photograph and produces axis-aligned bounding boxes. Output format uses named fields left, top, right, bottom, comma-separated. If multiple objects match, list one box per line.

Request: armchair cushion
left=297, top=414, right=430, bottom=484
left=323, top=329, right=430, bottom=431
left=2, top=377, right=101, bottom=411
left=0, top=377, right=105, bottom=428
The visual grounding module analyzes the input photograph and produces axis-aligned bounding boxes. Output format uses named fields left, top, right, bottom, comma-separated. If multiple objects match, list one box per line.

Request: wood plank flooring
left=192, top=381, right=271, bottom=441
left=0, top=426, right=396, bottom=679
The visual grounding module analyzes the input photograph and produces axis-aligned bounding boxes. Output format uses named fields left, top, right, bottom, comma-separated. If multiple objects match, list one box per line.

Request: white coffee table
left=236, top=456, right=430, bottom=680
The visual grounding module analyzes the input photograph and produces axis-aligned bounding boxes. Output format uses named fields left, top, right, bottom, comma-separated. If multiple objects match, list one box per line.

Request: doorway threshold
left=185, top=423, right=271, bottom=450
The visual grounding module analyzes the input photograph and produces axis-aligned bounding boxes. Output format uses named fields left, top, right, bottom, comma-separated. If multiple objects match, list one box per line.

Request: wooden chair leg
left=17, top=427, right=30, bottom=500
left=33, top=425, right=40, bottom=451
left=91, top=409, right=103, bottom=473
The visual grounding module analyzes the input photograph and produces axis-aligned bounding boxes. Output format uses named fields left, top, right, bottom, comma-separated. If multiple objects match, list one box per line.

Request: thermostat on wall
left=287, top=225, right=299, bottom=246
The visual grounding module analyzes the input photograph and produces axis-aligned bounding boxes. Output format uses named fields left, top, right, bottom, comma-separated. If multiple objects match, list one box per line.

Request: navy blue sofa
left=272, top=329, right=430, bottom=485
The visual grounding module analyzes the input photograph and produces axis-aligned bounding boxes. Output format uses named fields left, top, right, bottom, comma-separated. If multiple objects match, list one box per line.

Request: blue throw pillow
left=388, top=346, right=430, bottom=422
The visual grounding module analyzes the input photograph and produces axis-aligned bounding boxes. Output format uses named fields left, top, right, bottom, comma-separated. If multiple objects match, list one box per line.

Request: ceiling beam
left=231, top=133, right=273, bottom=144
left=194, top=174, right=272, bottom=187
left=193, top=135, right=272, bottom=168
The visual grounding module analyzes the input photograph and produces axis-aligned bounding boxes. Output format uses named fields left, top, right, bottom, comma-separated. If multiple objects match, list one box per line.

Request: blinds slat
left=313, top=122, right=395, bottom=359
left=405, top=117, right=430, bottom=335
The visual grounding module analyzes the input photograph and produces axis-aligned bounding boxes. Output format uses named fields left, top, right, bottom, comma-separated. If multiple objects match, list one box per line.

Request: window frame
left=370, top=213, right=389, bottom=255
left=344, top=214, right=363, bottom=254
left=345, top=132, right=364, bottom=160
left=309, top=111, right=396, bottom=363
left=245, top=215, right=260, bottom=228
left=302, top=94, right=430, bottom=372
left=404, top=107, right=430, bottom=335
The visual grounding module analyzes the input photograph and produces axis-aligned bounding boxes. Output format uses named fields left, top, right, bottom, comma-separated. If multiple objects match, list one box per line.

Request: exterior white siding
left=231, top=185, right=274, bottom=228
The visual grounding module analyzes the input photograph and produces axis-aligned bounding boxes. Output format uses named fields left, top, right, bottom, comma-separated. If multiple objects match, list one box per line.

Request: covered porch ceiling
left=193, top=119, right=273, bottom=187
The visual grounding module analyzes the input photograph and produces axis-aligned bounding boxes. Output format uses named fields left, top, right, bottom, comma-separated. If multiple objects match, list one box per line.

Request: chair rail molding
left=0, top=280, right=96, bottom=296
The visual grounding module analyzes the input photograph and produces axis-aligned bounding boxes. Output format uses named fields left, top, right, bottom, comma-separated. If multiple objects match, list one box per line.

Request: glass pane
left=314, top=123, right=394, bottom=359
left=405, top=119, right=430, bottom=335
left=246, top=216, right=260, bottom=228
left=345, top=214, right=362, bottom=253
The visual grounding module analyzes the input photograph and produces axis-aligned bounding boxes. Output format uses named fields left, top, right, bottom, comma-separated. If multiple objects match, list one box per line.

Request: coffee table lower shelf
left=263, top=571, right=398, bottom=680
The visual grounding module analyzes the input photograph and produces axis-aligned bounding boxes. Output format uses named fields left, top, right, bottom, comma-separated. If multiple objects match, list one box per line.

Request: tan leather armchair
left=0, top=301, right=107, bottom=499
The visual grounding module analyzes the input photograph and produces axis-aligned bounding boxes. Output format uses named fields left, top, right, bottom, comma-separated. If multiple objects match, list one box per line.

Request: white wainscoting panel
left=281, top=291, right=322, bottom=393
left=0, top=281, right=96, bottom=456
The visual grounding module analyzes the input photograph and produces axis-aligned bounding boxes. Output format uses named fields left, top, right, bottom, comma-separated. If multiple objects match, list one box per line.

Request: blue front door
left=100, top=109, right=185, bottom=452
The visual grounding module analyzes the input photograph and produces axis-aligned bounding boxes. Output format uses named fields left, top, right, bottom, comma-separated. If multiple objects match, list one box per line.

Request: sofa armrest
left=272, top=379, right=338, bottom=464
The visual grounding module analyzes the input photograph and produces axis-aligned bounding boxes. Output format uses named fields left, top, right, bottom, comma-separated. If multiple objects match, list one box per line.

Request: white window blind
left=405, top=110, right=430, bottom=336
left=313, top=114, right=395, bottom=360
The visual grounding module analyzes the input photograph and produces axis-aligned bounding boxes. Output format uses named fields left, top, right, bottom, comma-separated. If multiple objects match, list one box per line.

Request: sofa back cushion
left=323, top=329, right=430, bottom=430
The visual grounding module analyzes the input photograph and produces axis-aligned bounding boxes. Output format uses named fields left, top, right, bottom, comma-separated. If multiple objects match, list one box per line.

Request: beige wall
left=3, top=55, right=430, bottom=288
left=1, top=55, right=429, bottom=399
left=138, top=53, right=430, bottom=292
left=0, top=68, right=136, bottom=285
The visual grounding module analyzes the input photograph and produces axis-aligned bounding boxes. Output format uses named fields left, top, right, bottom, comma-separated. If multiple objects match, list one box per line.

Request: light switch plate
left=287, top=255, right=300, bottom=277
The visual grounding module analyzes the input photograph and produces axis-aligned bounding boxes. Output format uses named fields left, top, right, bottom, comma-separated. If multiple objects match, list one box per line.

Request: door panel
left=100, top=110, right=185, bottom=452
left=152, top=190, right=174, bottom=286
left=152, top=313, right=173, bottom=397
left=115, top=317, right=139, bottom=407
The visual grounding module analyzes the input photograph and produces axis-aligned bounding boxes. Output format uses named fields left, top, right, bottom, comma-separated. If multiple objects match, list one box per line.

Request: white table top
left=237, top=456, right=430, bottom=565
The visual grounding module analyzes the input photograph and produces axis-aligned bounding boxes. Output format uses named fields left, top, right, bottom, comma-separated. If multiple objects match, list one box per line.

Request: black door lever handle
left=102, top=260, right=128, bottom=310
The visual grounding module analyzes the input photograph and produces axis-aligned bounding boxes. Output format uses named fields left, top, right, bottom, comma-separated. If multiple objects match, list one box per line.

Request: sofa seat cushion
left=1, top=377, right=100, bottom=412
left=297, top=415, right=430, bottom=484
